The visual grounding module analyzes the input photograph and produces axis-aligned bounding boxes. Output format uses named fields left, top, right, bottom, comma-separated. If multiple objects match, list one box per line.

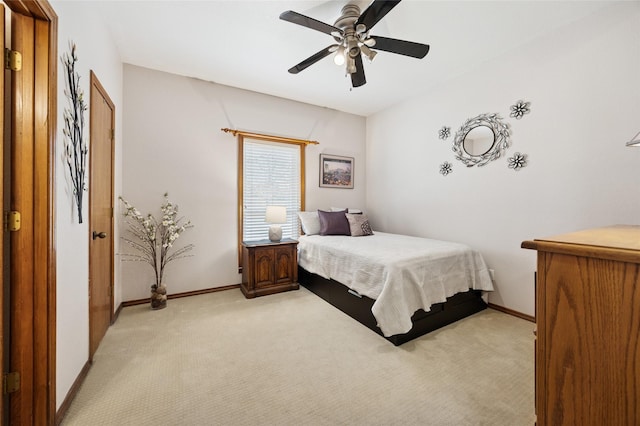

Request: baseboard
left=112, top=302, right=123, bottom=324
left=122, top=284, right=241, bottom=307
left=55, top=360, right=92, bottom=425
left=488, top=303, right=535, bottom=323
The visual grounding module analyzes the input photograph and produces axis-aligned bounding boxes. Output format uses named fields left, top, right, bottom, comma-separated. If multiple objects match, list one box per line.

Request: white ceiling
left=92, top=0, right=610, bottom=117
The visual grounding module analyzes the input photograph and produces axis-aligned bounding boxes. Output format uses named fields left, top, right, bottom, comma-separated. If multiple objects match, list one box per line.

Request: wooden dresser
left=522, top=225, right=640, bottom=426
left=241, top=239, right=299, bottom=298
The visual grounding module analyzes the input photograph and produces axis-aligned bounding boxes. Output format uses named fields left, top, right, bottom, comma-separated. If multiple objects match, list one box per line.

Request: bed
left=297, top=231, right=494, bottom=345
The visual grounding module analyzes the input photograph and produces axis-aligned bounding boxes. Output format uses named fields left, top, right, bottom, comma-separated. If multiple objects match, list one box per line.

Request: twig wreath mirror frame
left=452, top=113, right=511, bottom=168
left=62, top=41, right=88, bottom=223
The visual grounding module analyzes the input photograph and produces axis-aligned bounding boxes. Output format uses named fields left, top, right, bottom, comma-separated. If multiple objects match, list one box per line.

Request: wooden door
left=88, top=71, right=115, bottom=359
left=10, top=13, right=37, bottom=424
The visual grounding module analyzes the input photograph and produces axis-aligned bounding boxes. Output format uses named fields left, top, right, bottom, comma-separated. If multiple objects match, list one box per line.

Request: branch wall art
left=61, top=42, right=88, bottom=223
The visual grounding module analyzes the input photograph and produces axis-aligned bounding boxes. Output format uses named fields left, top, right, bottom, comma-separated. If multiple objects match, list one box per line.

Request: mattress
left=297, top=232, right=494, bottom=336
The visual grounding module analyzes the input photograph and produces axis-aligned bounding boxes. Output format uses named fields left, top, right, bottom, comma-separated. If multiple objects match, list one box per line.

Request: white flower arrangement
left=119, top=193, right=194, bottom=290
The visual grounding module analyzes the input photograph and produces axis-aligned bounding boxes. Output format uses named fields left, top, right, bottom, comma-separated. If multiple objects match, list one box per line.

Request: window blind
left=243, top=140, right=301, bottom=242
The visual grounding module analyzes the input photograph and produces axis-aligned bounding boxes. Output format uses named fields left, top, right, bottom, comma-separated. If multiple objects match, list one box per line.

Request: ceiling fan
left=279, top=0, right=430, bottom=88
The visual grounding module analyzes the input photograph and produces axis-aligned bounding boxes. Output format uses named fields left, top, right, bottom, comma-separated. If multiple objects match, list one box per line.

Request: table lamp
left=266, top=206, right=286, bottom=242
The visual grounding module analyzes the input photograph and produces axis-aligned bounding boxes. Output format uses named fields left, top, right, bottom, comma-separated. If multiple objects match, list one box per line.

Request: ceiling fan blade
left=280, top=10, right=342, bottom=36
left=356, top=0, right=401, bottom=31
left=351, top=54, right=366, bottom=88
left=288, top=45, right=335, bottom=74
left=369, top=36, right=430, bottom=59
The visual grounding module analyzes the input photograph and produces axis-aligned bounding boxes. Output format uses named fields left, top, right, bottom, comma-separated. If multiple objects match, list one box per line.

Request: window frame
left=232, top=129, right=317, bottom=271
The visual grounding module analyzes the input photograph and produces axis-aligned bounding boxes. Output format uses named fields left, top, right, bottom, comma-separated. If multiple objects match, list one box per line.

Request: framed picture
left=320, top=154, right=354, bottom=189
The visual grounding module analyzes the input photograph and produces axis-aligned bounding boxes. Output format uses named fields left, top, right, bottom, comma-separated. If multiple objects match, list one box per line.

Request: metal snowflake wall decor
left=440, top=161, right=453, bottom=176
left=507, top=152, right=528, bottom=170
left=509, top=100, right=531, bottom=120
left=438, top=126, right=451, bottom=140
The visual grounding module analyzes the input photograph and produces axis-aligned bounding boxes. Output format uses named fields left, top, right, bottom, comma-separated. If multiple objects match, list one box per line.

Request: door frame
left=4, top=0, right=57, bottom=422
left=88, top=70, right=115, bottom=360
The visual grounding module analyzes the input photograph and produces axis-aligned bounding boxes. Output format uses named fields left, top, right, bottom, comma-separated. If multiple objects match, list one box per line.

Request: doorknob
left=92, top=231, right=107, bottom=240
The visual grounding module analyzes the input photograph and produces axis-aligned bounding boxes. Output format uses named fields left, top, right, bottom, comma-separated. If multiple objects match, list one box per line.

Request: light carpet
left=61, top=287, right=535, bottom=425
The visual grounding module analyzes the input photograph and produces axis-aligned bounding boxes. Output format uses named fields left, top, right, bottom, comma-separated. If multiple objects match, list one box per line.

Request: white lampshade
left=266, top=206, right=286, bottom=242
left=265, top=206, right=286, bottom=224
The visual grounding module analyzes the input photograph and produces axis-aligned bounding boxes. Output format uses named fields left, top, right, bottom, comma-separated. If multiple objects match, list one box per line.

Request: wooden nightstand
left=241, top=238, right=299, bottom=298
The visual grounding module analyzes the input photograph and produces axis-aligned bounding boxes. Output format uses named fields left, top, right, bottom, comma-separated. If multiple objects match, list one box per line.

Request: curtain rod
left=221, top=128, right=319, bottom=145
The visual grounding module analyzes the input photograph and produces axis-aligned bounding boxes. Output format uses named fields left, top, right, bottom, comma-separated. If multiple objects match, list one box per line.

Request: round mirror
left=463, top=125, right=494, bottom=156
left=452, top=113, right=511, bottom=167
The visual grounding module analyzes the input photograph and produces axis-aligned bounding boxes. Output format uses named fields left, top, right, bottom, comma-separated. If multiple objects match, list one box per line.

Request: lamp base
left=268, top=225, right=282, bottom=242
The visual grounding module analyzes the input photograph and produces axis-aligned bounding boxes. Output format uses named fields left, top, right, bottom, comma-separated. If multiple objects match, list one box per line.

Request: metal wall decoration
left=61, top=42, right=88, bottom=223
left=509, top=100, right=531, bottom=120
left=438, top=126, right=451, bottom=140
left=452, top=113, right=511, bottom=167
left=507, top=152, right=528, bottom=171
left=439, top=161, right=453, bottom=176
left=436, top=99, right=531, bottom=173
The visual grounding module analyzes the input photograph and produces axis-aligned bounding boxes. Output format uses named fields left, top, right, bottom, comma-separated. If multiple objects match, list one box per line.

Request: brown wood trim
left=122, top=284, right=241, bottom=307
left=53, top=360, right=91, bottom=426
left=5, top=0, right=56, bottom=21
left=488, top=303, right=535, bottom=323
left=0, top=6, right=4, bottom=422
left=237, top=134, right=243, bottom=269
left=34, top=16, right=54, bottom=423
left=45, top=5, right=58, bottom=422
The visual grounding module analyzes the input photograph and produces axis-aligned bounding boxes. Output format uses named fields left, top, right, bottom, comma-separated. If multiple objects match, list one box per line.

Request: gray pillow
left=318, top=209, right=350, bottom=236
left=346, top=213, right=374, bottom=236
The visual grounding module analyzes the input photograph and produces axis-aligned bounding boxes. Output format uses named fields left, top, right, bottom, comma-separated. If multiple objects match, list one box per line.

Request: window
left=243, top=140, right=301, bottom=242
left=229, top=129, right=317, bottom=270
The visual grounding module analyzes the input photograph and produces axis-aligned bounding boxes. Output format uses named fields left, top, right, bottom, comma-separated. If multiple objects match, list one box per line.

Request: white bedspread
left=297, top=232, right=494, bottom=337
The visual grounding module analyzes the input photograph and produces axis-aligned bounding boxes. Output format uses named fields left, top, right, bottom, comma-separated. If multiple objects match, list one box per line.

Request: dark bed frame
left=298, top=266, right=488, bottom=346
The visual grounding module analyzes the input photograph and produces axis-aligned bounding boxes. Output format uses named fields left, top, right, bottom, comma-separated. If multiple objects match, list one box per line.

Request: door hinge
left=5, top=211, right=21, bottom=231
left=5, top=48, right=22, bottom=71
left=110, top=129, right=115, bottom=140
left=3, top=372, right=20, bottom=394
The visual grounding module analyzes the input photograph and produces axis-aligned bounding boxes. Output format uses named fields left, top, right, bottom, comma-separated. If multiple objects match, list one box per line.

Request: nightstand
left=241, top=238, right=299, bottom=298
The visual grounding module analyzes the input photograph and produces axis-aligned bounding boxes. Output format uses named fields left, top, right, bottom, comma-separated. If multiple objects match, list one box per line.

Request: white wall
left=121, top=65, right=366, bottom=301
left=366, top=2, right=640, bottom=317
left=52, top=1, right=123, bottom=410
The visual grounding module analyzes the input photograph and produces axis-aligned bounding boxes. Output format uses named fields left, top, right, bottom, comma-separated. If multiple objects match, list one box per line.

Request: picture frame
left=319, top=154, right=354, bottom=189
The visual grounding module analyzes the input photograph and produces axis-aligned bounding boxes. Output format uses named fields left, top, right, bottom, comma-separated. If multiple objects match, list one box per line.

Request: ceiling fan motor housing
left=334, top=4, right=361, bottom=31
left=334, top=4, right=364, bottom=67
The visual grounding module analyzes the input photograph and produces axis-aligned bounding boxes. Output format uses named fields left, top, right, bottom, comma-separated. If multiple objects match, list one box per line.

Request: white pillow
left=297, top=211, right=321, bottom=235
left=330, top=207, right=363, bottom=214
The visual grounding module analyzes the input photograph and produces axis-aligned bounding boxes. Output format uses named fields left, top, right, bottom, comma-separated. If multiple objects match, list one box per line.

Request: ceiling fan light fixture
left=333, top=45, right=346, bottom=65
left=360, top=44, right=377, bottom=62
